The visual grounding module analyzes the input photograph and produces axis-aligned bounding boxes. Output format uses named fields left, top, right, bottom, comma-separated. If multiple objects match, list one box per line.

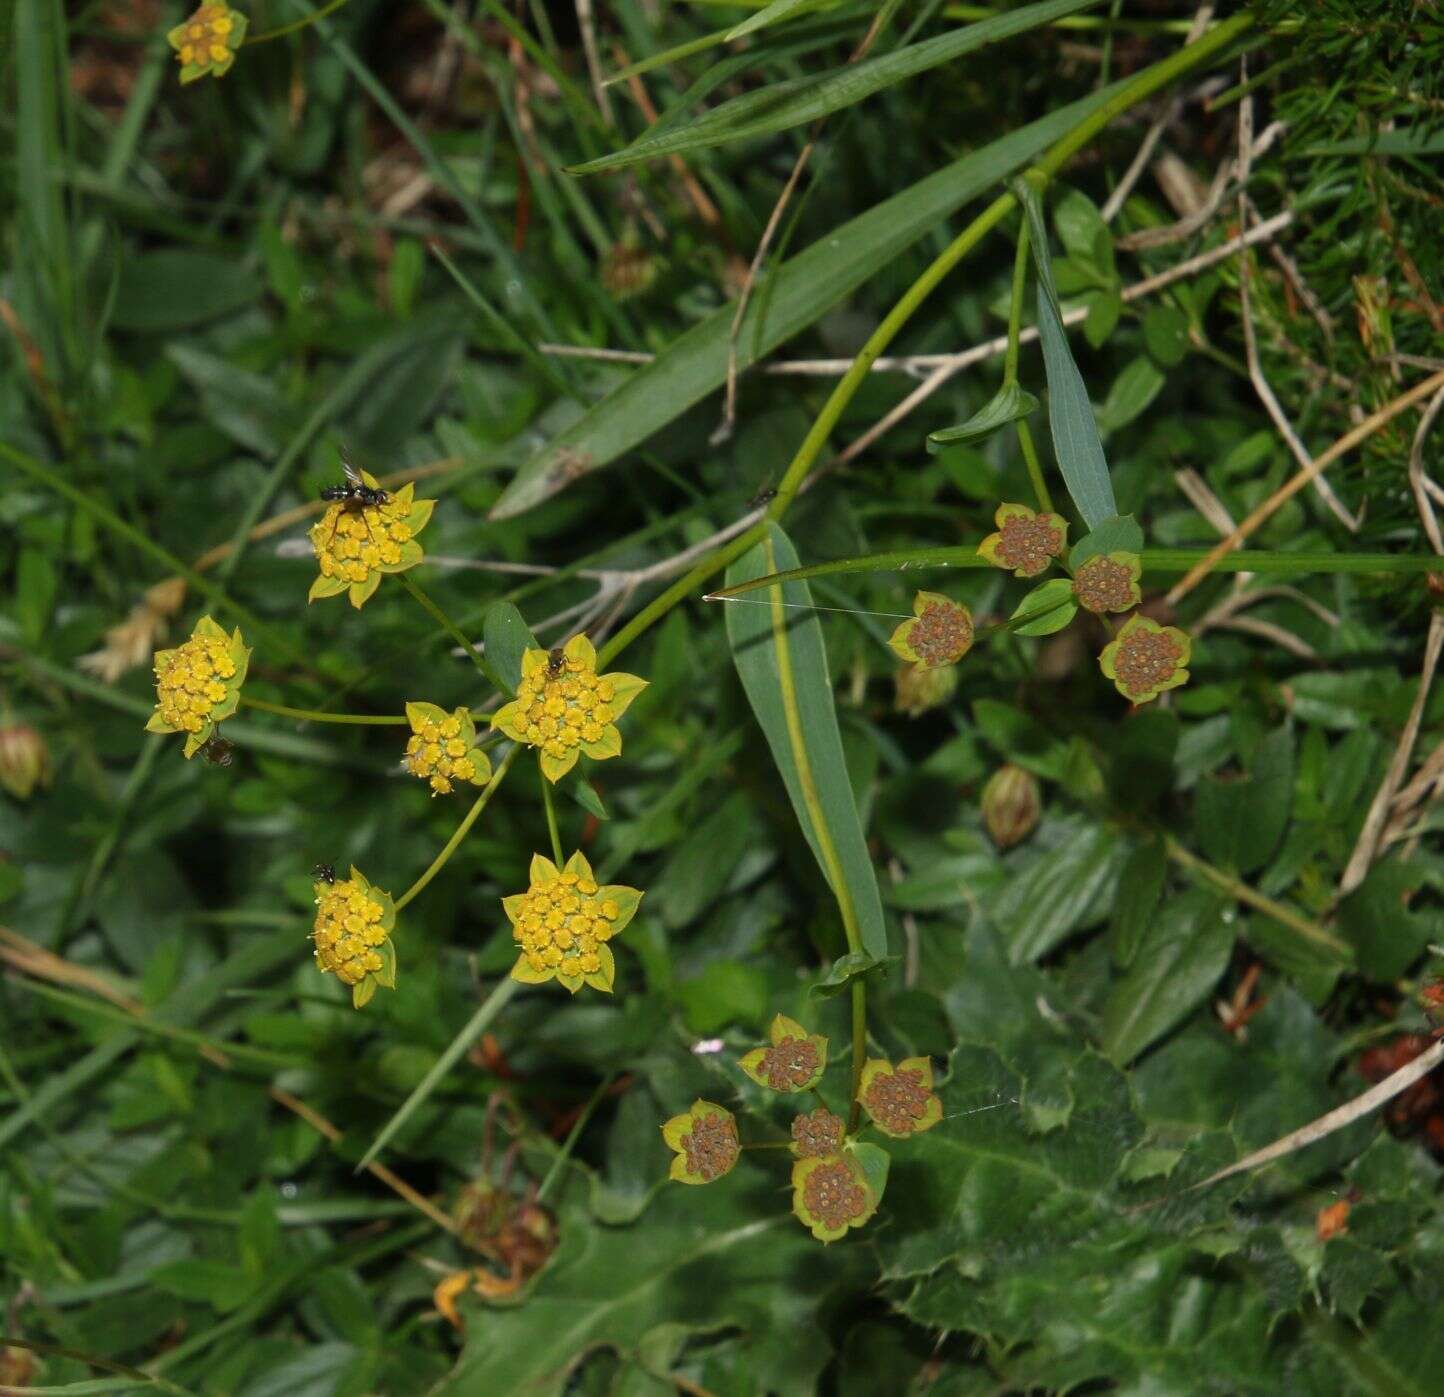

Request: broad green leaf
left=1015, top=177, right=1118, bottom=528
left=481, top=601, right=538, bottom=694
left=1069, top=513, right=1143, bottom=568
left=1109, top=836, right=1167, bottom=967
left=167, top=343, right=298, bottom=456
left=112, top=250, right=257, bottom=331
left=1097, top=355, right=1166, bottom=436
left=1195, top=724, right=1294, bottom=874
left=1010, top=578, right=1076, bottom=636
left=992, top=818, right=1123, bottom=963
left=1144, top=304, right=1190, bottom=365
left=491, top=84, right=1128, bottom=517
left=569, top=0, right=1102, bottom=173
left=725, top=524, right=889, bottom=962
left=443, top=1169, right=865, bottom=1394
left=1100, top=890, right=1233, bottom=1064
left=927, top=381, right=1040, bottom=451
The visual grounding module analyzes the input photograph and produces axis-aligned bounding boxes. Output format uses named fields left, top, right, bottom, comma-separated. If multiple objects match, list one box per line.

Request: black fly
left=546, top=647, right=567, bottom=679
left=313, top=863, right=337, bottom=885
left=319, top=455, right=388, bottom=554
left=198, top=735, right=234, bottom=767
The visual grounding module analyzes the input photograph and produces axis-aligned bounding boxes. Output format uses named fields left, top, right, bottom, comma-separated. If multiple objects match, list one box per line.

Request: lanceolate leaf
left=570, top=0, right=1102, bottom=173
left=725, top=525, right=889, bottom=962
left=1015, top=177, right=1119, bottom=529
left=727, top=0, right=820, bottom=41
left=490, top=83, right=1127, bottom=518
left=927, top=381, right=1040, bottom=452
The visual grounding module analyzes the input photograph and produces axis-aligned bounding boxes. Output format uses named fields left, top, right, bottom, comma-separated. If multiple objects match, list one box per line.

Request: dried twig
left=1166, top=367, right=1444, bottom=604
left=575, top=0, right=614, bottom=126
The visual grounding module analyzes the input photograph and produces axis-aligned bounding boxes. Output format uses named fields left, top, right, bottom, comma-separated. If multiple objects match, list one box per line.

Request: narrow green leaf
left=570, top=0, right=1102, bottom=173
left=994, top=819, right=1124, bottom=963
left=1101, top=891, right=1234, bottom=1064
left=1097, top=355, right=1166, bottom=436
left=927, top=381, right=1040, bottom=451
left=1010, top=578, right=1077, bottom=636
left=1015, top=177, right=1119, bottom=528
left=1111, top=837, right=1168, bottom=967
left=725, top=524, right=889, bottom=961
left=491, top=83, right=1124, bottom=518
left=727, top=0, right=819, bottom=40
left=112, top=251, right=257, bottom=332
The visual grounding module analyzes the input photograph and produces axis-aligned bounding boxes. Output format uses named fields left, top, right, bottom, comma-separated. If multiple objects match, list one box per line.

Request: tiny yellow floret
left=166, top=3, right=247, bottom=82
left=146, top=615, right=250, bottom=758
left=311, top=867, right=397, bottom=1008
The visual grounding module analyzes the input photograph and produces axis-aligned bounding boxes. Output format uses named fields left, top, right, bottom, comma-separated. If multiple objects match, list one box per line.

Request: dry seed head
left=791, top=1107, right=845, bottom=1159
left=1072, top=553, right=1141, bottom=614
left=863, top=1065, right=932, bottom=1134
left=760, top=1036, right=822, bottom=1091
left=802, top=1158, right=869, bottom=1230
left=1111, top=625, right=1185, bottom=699
left=681, top=1110, right=739, bottom=1182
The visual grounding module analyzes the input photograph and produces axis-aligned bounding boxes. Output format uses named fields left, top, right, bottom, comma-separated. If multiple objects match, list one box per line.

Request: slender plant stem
left=1004, top=218, right=1031, bottom=386
left=245, top=0, right=353, bottom=43
left=240, top=695, right=407, bottom=725
left=394, top=746, right=518, bottom=913
left=1016, top=420, right=1054, bottom=516
left=356, top=977, right=520, bottom=1171
left=537, top=1071, right=617, bottom=1203
left=1165, top=836, right=1351, bottom=958
left=540, top=769, right=565, bottom=863
left=397, top=573, right=508, bottom=694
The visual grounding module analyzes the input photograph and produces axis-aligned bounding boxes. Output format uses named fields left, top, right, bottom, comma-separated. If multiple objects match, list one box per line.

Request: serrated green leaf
left=927, top=381, right=1039, bottom=451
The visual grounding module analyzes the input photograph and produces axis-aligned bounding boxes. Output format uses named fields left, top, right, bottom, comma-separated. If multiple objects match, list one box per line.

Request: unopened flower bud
left=981, top=764, right=1041, bottom=849
left=0, top=723, right=50, bottom=800
left=894, top=662, right=957, bottom=717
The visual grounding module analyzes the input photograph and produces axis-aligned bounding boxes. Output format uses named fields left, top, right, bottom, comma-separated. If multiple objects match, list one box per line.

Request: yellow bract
left=145, top=615, right=250, bottom=758
left=307, top=477, right=434, bottom=610
left=167, top=3, right=247, bottom=83
left=490, top=634, right=647, bottom=783
left=501, top=850, right=642, bottom=994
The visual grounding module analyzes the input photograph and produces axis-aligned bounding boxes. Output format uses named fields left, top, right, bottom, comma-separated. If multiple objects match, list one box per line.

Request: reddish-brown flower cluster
left=801, top=1158, right=870, bottom=1230
left=681, top=1110, right=740, bottom=1182
left=1357, top=1034, right=1444, bottom=1156
left=791, top=1107, right=845, bottom=1159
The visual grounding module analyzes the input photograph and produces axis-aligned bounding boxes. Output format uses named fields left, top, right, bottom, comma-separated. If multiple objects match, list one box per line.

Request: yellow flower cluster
left=308, top=478, right=433, bottom=610
left=502, top=851, right=642, bottom=994
left=154, top=632, right=236, bottom=733
left=403, top=703, right=491, bottom=796
left=167, top=3, right=247, bottom=82
left=311, top=868, right=397, bottom=1007
left=146, top=616, right=250, bottom=758
left=492, top=635, right=646, bottom=783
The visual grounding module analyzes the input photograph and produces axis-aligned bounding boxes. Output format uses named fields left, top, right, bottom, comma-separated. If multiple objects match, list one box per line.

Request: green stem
left=1016, top=420, right=1054, bottom=517
left=763, top=534, right=868, bottom=1124
left=245, top=0, right=354, bottom=43
left=394, top=746, right=519, bottom=913
left=355, top=977, right=521, bottom=1171
left=540, top=770, right=565, bottom=864
left=537, top=1071, right=616, bottom=1203
left=240, top=695, right=407, bottom=725
left=398, top=573, right=508, bottom=694
left=598, top=12, right=1254, bottom=668
left=1004, top=218, right=1030, bottom=386
left=1164, top=837, right=1351, bottom=958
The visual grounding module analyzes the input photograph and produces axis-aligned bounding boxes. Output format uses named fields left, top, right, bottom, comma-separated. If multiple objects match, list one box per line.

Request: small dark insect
left=319, top=455, right=388, bottom=553
left=313, top=863, right=337, bottom=885
left=198, top=735, right=234, bottom=767
left=748, top=485, right=777, bottom=509
left=546, top=647, right=567, bottom=678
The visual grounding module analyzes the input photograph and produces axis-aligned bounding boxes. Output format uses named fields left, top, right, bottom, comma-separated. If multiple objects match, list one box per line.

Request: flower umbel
left=1099, top=613, right=1191, bottom=703
left=662, top=1100, right=740, bottom=1185
left=145, top=615, right=250, bottom=758
left=502, top=850, right=642, bottom=994
left=403, top=703, right=492, bottom=795
left=889, top=591, right=974, bottom=670
left=167, top=3, right=247, bottom=82
left=858, top=1057, right=942, bottom=1138
left=977, top=503, right=1068, bottom=578
left=1072, top=552, right=1143, bottom=614
left=490, top=635, right=647, bottom=784
left=311, top=867, right=397, bottom=1008
left=790, top=1107, right=846, bottom=1159
left=792, top=1154, right=876, bottom=1242
left=308, top=475, right=434, bottom=610
left=740, top=1014, right=828, bottom=1093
